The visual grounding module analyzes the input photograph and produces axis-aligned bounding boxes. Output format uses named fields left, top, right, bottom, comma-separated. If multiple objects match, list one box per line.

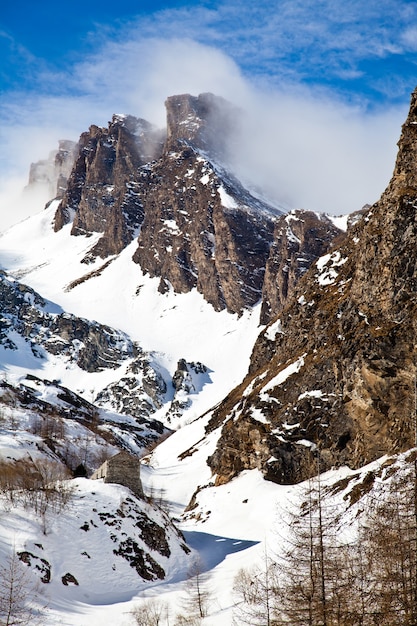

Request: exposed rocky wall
left=54, top=115, right=164, bottom=259
left=206, top=88, right=417, bottom=485
left=260, top=210, right=343, bottom=324
left=53, top=93, right=282, bottom=314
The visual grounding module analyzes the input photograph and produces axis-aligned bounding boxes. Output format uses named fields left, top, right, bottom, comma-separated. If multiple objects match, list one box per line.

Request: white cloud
left=401, top=26, right=417, bottom=51
left=69, top=37, right=249, bottom=127
left=228, top=89, right=404, bottom=214
left=0, top=176, right=51, bottom=234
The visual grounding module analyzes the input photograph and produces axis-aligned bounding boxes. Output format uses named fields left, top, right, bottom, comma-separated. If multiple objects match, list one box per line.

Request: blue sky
left=1, top=0, right=417, bottom=225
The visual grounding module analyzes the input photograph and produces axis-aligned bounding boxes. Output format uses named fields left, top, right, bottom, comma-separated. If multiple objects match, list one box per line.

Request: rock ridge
left=53, top=93, right=289, bottom=314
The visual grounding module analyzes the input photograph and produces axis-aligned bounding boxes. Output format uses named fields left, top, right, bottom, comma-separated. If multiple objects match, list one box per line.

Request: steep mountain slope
left=54, top=114, right=164, bottom=258
left=0, top=93, right=341, bottom=432
left=0, top=201, right=264, bottom=431
left=0, top=378, right=192, bottom=622
left=132, top=94, right=281, bottom=314
left=0, top=476, right=192, bottom=610
left=0, top=269, right=204, bottom=437
left=207, top=87, right=417, bottom=486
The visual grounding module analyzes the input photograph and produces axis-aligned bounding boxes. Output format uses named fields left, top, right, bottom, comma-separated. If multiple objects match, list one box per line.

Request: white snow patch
left=199, top=173, right=210, bottom=185
left=242, top=370, right=268, bottom=397
left=316, top=250, right=348, bottom=286
left=298, top=389, right=324, bottom=400
left=328, top=214, right=349, bottom=231
left=286, top=225, right=301, bottom=244
left=284, top=212, right=302, bottom=224
left=218, top=185, right=238, bottom=209
left=161, top=219, right=180, bottom=234
left=264, top=318, right=284, bottom=341
left=296, top=439, right=317, bottom=449
left=250, top=407, right=269, bottom=424
left=260, top=355, right=305, bottom=400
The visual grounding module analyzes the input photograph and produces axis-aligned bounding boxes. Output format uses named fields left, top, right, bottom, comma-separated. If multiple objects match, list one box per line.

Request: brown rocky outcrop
left=131, top=93, right=280, bottom=313
left=206, top=88, right=417, bottom=485
left=48, top=93, right=342, bottom=318
left=132, top=146, right=278, bottom=313
left=54, top=115, right=164, bottom=259
left=53, top=92, right=281, bottom=313
left=260, top=210, right=343, bottom=324
left=165, top=92, right=238, bottom=159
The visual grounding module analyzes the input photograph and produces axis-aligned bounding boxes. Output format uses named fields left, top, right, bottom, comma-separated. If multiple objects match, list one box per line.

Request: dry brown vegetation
left=0, top=459, right=74, bottom=534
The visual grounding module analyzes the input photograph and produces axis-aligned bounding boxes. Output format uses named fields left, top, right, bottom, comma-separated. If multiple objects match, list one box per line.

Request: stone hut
left=91, top=451, right=143, bottom=497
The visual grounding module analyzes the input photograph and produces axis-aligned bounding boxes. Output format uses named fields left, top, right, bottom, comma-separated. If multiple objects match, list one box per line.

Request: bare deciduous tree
left=175, top=557, right=212, bottom=625
left=232, top=556, right=279, bottom=626
left=359, top=459, right=417, bottom=626
left=0, top=551, right=45, bottom=626
left=0, top=459, right=74, bottom=534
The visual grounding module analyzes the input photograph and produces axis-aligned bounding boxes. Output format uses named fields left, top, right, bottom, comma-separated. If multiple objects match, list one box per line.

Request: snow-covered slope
left=0, top=201, right=263, bottom=430
left=0, top=477, right=193, bottom=625
left=0, top=197, right=279, bottom=625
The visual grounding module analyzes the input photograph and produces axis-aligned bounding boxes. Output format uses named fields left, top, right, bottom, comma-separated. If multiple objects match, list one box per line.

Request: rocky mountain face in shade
left=133, top=94, right=282, bottom=313
left=164, top=92, right=238, bottom=160
left=205, top=88, right=417, bottom=486
left=48, top=93, right=344, bottom=316
left=260, top=209, right=344, bottom=325
left=52, top=93, right=304, bottom=314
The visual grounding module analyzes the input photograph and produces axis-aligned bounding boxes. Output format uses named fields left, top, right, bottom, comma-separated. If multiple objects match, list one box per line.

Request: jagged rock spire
left=165, top=92, right=238, bottom=159
left=382, top=86, right=417, bottom=201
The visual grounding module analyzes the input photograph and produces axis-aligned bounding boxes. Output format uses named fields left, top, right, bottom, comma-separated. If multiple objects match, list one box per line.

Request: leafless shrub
left=130, top=598, right=170, bottom=625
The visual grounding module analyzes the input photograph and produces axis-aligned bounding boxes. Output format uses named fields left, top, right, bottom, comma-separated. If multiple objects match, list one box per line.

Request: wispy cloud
left=110, top=0, right=417, bottom=100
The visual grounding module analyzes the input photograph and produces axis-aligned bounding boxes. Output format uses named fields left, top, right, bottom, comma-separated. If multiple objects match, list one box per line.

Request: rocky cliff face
left=0, top=271, right=133, bottom=372
left=132, top=141, right=278, bottom=313
left=206, top=88, right=417, bottom=486
left=54, top=115, right=164, bottom=259
left=165, top=92, right=238, bottom=159
left=260, top=210, right=343, bottom=324
left=133, top=94, right=282, bottom=313
left=0, top=271, right=209, bottom=429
